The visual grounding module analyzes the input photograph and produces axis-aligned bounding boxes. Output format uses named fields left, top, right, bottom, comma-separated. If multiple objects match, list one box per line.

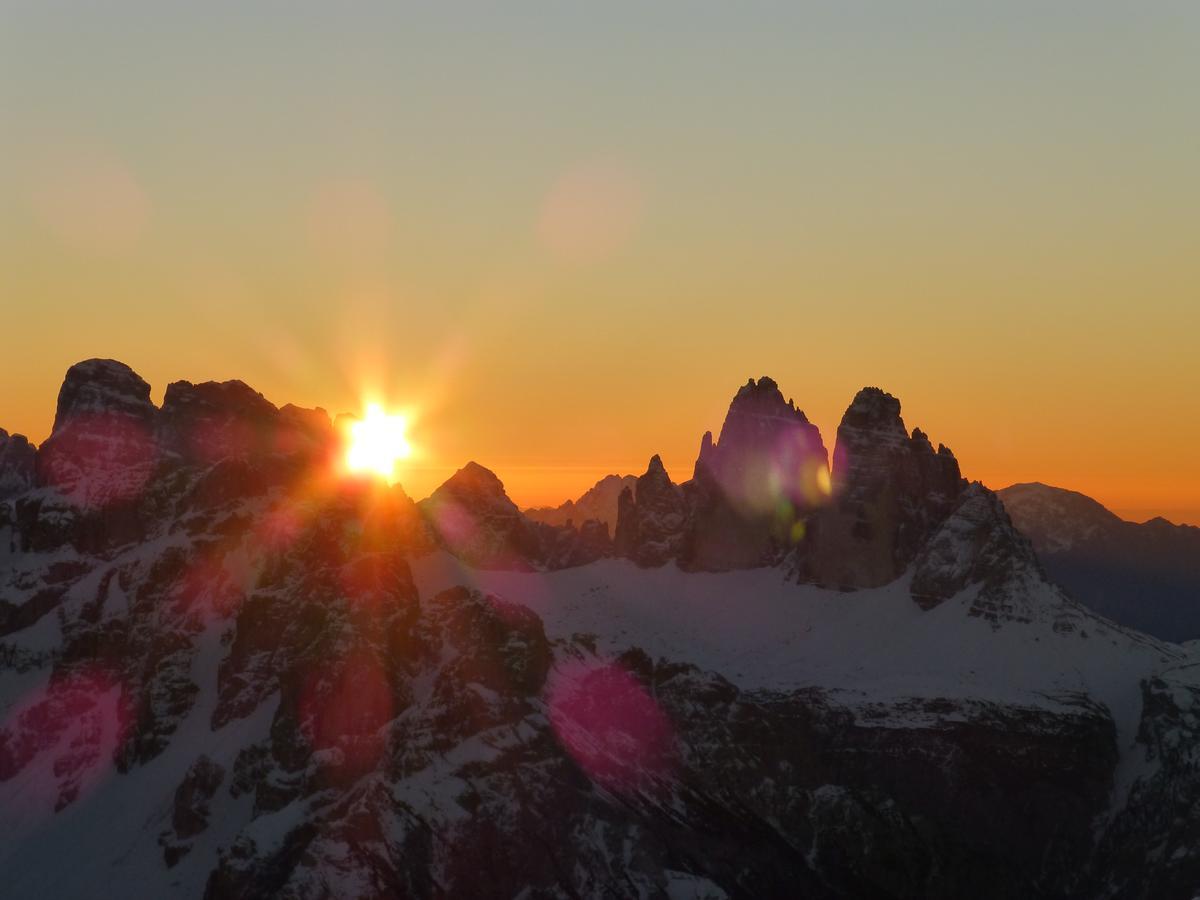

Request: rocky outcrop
left=1085, top=653, right=1200, bottom=897
left=907, top=482, right=1084, bottom=631
left=0, top=429, right=36, bottom=499
left=799, top=388, right=964, bottom=589
left=160, top=755, right=226, bottom=865
left=613, top=455, right=689, bottom=567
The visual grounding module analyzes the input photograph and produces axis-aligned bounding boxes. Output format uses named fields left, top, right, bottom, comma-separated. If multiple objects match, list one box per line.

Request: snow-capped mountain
left=999, top=482, right=1200, bottom=642
left=1, top=360, right=1198, bottom=898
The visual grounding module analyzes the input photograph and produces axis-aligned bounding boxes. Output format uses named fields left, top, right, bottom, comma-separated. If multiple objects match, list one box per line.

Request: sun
left=344, top=403, right=412, bottom=483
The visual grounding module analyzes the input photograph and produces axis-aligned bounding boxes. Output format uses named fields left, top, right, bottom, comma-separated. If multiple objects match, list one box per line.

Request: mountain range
left=998, top=482, right=1200, bottom=642
left=1, top=360, right=1198, bottom=898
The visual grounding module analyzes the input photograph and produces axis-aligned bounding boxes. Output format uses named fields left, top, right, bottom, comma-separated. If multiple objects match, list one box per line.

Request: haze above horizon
left=2, top=2, right=1197, bottom=524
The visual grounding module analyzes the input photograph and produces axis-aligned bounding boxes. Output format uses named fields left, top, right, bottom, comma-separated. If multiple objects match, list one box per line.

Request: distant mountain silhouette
left=998, top=482, right=1200, bottom=641
left=524, top=473, right=636, bottom=529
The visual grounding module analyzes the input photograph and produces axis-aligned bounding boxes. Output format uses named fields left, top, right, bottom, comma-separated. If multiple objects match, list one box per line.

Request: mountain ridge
left=998, top=481, right=1200, bottom=642
left=1, top=359, right=1198, bottom=898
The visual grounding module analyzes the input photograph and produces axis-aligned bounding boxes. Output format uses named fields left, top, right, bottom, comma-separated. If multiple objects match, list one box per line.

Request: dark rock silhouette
left=421, top=461, right=611, bottom=570
left=686, top=377, right=828, bottom=570
left=0, top=428, right=36, bottom=500
left=613, top=455, right=689, bottom=567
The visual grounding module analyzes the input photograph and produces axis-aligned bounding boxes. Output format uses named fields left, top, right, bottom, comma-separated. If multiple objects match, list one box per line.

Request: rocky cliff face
left=35, top=359, right=161, bottom=512
left=1, top=361, right=1196, bottom=899
left=686, top=377, right=829, bottom=571
left=799, top=388, right=964, bottom=590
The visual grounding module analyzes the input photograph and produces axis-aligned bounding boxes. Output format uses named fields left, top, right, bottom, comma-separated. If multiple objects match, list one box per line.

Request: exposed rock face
left=35, top=359, right=160, bottom=510
left=999, top=482, right=1200, bottom=642
left=613, top=456, right=689, bottom=567
left=908, top=482, right=1079, bottom=630
left=525, top=473, right=636, bottom=529
left=801, top=388, right=964, bottom=589
left=0, top=429, right=36, bottom=500
left=613, top=380, right=961, bottom=583
left=1086, top=658, right=1200, bottom=896
left=160, top=755, right=226, bottom=865
left=535, top=517, right=612, bottom=569
left=162, top=380, right=277, bottom=462
left=686, top=377, right=829, bottom=571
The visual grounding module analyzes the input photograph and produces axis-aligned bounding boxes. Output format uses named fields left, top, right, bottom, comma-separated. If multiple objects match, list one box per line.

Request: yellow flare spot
left=816, top=466, right=832, bottom=498
left=345, top=403, right=411, bottom=483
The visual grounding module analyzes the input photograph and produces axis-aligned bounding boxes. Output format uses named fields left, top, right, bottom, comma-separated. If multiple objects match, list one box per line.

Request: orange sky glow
left=1, top=4, right=1197, bottom=524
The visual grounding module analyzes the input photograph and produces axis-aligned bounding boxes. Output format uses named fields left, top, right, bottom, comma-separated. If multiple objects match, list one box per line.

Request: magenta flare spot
left=546, top=659, right=675, bottom=795
left=39, top=412, right=158, bottom=509
left=0, top=664, right=131, bottom=818
left=298, top=651, right=393, bottom=776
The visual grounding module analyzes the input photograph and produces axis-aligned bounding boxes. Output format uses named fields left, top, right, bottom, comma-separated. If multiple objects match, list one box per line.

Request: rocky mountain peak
left=435, top=461, right=514, bottom=507
left=613, top=455, right=689, bottom=567
left=36, top=360, right=160, bottom=510
left=997, top=482, right=1123, bottom=554
left=0, top=428, right=36, bottom=500
left=49, top=358, right=156, bottom=435
left=419, top=463, right=540, bottom=569
left=713, top=377, right=826, bottom=464
left=797, top=386, right=965, bottom=589
left=680, top=376, right=829, bottom=570
left=644, top=453, right=670, bottom=483
left=830, top=387, right=909, bottom=471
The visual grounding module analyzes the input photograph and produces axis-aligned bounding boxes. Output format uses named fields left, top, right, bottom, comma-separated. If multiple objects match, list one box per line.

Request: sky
left=1, top=1, right=1198, bottom=522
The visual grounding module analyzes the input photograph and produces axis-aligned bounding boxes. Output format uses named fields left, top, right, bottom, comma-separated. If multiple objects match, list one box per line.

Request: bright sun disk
left=345, top=403, right=412, bottom=483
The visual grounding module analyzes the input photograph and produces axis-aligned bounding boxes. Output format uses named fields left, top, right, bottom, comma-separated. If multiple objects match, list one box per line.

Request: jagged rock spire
left=613, top=455, right=689, bottom=567
left=800, top=387, right=964, bottom=589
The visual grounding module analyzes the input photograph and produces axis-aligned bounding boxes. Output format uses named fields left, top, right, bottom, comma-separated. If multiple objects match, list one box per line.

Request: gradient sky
left=2, top=2, right=1198, bottom=522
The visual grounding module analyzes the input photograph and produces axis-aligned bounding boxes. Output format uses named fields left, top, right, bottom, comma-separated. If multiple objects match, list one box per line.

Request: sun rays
left=344, top=402, right=412, bottom=484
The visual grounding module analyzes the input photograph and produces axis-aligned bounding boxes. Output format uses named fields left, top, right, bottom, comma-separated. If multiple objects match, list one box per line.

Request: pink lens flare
left=298, top=650, right=394, bottom=777
left=38, top=413, right=158, bottom=509
left=545, top=658, right=675, bottom=795
left=0, top=664, right=131, bottom=818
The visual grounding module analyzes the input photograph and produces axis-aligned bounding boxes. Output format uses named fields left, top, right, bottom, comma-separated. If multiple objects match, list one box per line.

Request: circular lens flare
left=345, top=403, right=412, bottom=483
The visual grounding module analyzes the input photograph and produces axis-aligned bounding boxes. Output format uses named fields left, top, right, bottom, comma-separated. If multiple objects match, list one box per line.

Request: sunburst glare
left=344, top=402, right=412, bottom=483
